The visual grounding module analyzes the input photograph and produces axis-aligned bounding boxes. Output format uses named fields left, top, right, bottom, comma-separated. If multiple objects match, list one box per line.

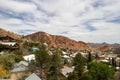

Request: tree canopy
left=0, top=51, right=24, bottom=70
left=0, top=65, right=8, bottom=78
left=34, top=44, right=51, bottom=80
left=73, top=53, right=86, bottom=79
left=47, top=50, right=61, bottom=80
left=88, top=62, right=115, bottom=80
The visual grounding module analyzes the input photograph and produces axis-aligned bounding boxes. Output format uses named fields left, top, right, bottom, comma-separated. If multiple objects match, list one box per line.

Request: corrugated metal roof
left=25, top=73, right=41, bottom=80
left=11, top=67, right=27, bottom=72
left=11, top=61, right=28, bottom=72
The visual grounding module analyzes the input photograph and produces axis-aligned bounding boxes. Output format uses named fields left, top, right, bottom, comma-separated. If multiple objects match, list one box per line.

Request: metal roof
left=25, top=73, right=41, bottom=80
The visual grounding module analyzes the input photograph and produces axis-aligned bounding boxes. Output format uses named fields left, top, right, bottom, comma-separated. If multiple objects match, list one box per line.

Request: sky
left=0, top=0, right=120, bottom=43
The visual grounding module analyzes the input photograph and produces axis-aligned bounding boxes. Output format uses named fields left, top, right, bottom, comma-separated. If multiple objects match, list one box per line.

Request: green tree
left=88, top=62, right=115, bottom=80
left=87, top=51, right=92, bottom=63
left=35, top=44, right=50, bottom=68
left=35, top=44, right=51, bottom=80
left=73, top=53, right=86, bottom=79
left=47, top=50, right=61, bottom=80
left=81, top=73, right=92, bottom=80
left=67, top=72, right=79, bottom=80
left=28, top=60, right=36, bottom=72
left=0, top=52, right=24, bottom=70
left=0, top=51, right=24, bottom=79
left=0, top=65, right=8, bottom=79
left=111, top=58, right=116, bottom=67
left=95, top=53, right=99, bottom=61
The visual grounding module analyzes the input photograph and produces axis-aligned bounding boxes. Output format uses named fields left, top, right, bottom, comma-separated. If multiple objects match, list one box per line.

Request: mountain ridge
left=1, top=28, right=119, bottom=50
left=88, top=42, right=120, bottom=51
left=25, top=31, right=89, bottom=50
left=0, top=28, right=89, bottom=50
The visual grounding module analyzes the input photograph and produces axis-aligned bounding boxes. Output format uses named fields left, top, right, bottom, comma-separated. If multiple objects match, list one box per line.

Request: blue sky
left=0, top=0, right=120, bottom=43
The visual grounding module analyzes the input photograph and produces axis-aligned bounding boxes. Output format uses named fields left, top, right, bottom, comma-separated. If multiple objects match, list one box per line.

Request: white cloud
left=0, top=0, right=120, bottom=43
left=0, top=0, right=37, bottom=13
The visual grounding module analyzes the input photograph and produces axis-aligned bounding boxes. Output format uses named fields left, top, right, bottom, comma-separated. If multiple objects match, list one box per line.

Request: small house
left=10, top=61, right=28, bottom=80
left=61, top=66, right=74, bottom=77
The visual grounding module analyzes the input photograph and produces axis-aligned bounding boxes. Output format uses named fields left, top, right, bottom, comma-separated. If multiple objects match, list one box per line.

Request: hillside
left=0, top=28, right=22, bottom=40
left=88, top=42, right=120, bottom=51
left=25, top=32, right=89, bottom=50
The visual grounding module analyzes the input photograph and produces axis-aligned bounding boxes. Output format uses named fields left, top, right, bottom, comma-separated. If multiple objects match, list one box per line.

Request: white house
left=23, top=54, right=35, bottom=61
left=0, top=41, right=16, bottom=46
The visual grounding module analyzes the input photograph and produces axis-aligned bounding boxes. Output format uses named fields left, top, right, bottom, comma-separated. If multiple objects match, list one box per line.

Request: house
left=0, top=36, right=14, bottom=41
left=23, top=54, right=35, bottom=61
left=0, top=41, right=19, bottom=51
left=0, top=41, right=16, bottom=46
left=61, top=66, right=74, bottom=77
left=100, top=59, right=109, bottom=63
left=0, top=51, right=4, bottom=54
left=99, top=55, right=106, bottom=60
left=10, top=61, right=28, bottom=80
left=116, top=57, right=120, bottom=66
left=81, top=52, right=88, bottom=58
left=31, top=47, right=39, bottom=53
left=25, top=73, right=41, bottom=80
left=62, top=51, right=68, bottom=55
left=70, top=52, right=78, bottom=57
left=63, top=55, right=69, bottom=58
left=0, top=36, right=18, bottom=48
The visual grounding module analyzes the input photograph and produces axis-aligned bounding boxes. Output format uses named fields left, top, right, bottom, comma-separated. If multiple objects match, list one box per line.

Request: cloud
left=0, top=0, right=37, bottom=13
left=0, top=0, right=120, bottom=43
